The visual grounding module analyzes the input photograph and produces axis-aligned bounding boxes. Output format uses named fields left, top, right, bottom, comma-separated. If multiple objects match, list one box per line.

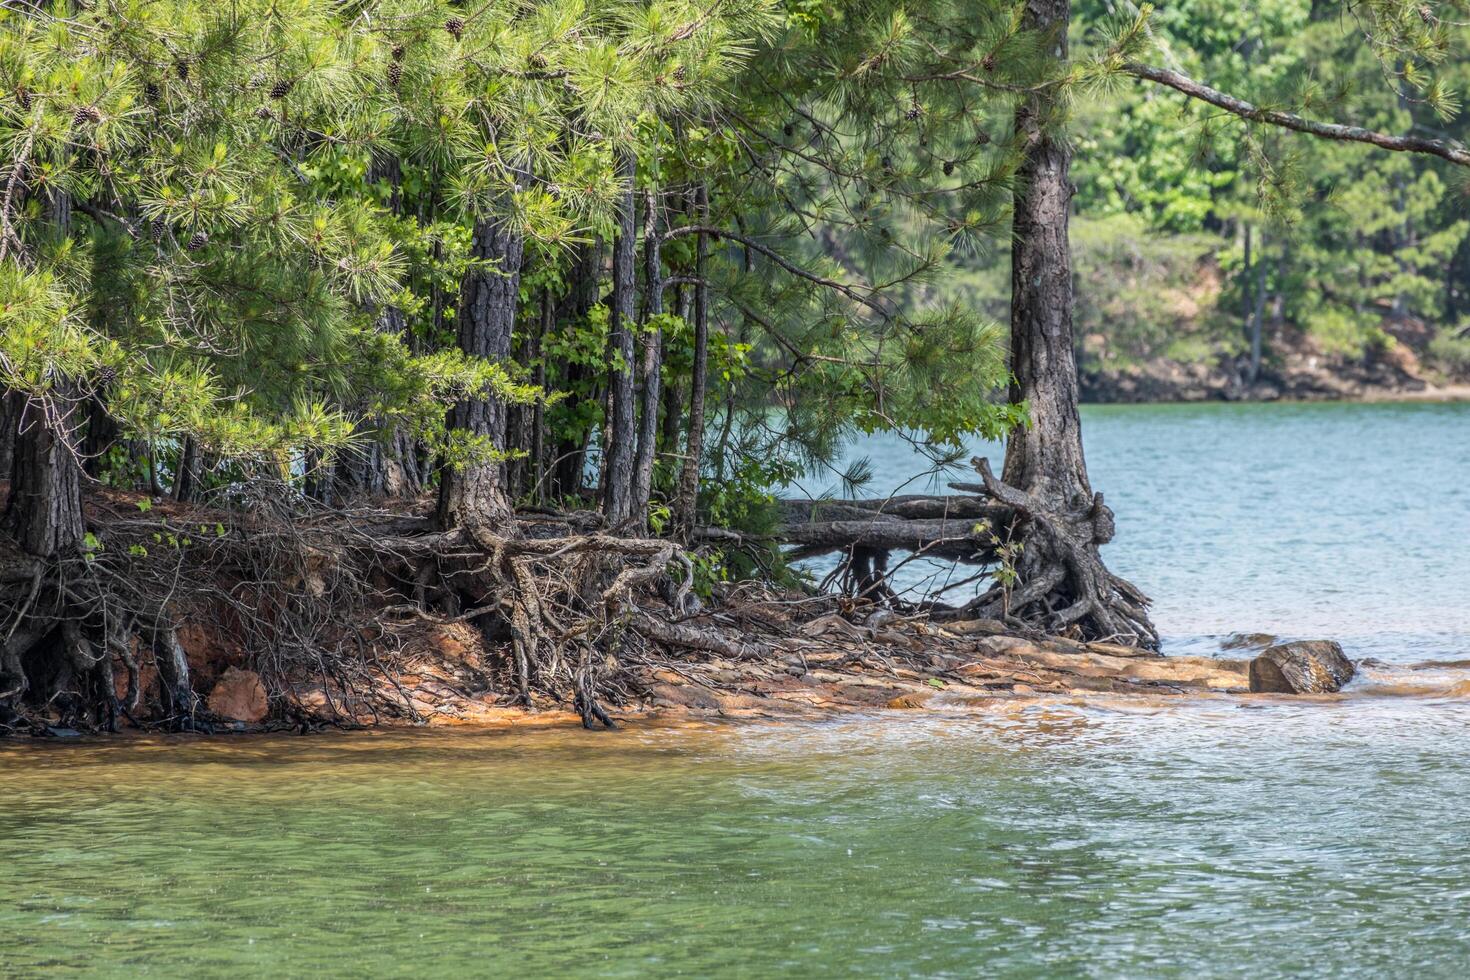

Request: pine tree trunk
left=337, top=304, right=424, bottom=501
left=969, top=0, right=1157, bottom=648
left=672, top=184, right=710, bottom=541
left=338, top=155, right=422, bottom=502
left=551, top=242, right=601, bottom=499
left=436, top=207, right=523, bottom=533
left=1250, top=230, right=1267, bottom=383
left=0, top=390, right=20, bottom=484
left=603, top=152, right=638, bottom=527
left=80, top=392, right=117, bottom=479
left=172, top=435, right=200, bottom=503
left=1003, top=3, right=1087, bottom=504
left=529, top=289, right=549, bottom=503
left=632, top=188, right=664, bottom=526
left=4, top=388, right=85, bottom=558
left=659, top=280, right=692, bottom=458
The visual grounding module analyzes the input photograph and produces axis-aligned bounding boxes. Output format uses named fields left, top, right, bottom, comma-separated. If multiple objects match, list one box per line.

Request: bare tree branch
left=1124, top=62, right=1470, bottom=167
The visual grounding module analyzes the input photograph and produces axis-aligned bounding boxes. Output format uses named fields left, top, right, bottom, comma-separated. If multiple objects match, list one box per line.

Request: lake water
left=3, top=402, right=1469, bottom=977
left=792, top=401, right=1470, bottom=661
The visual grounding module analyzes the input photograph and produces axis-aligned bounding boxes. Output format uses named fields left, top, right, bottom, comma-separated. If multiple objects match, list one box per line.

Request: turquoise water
left=3, top=402, right=1470, bottom=977
left=795, top=401, right=1470, bottom=661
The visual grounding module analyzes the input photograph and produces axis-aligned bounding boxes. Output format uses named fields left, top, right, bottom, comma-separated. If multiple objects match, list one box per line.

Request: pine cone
left=387, top=61, right=403, bottom=88
left=445, top=17, right=465, bottom=39
left=150, top=218, right=166, bottom=243
left=175, top=59, right=191, bottom=81
left=16, top=87, right=32, bottom=112
left=255, top=106, right=273, bottom=121
left=73, top=105, right=102, bottom=126
left=187, top=229, right=208, bottom=251
left=528, top=51, right=547, bottom=69
left=981, top=53, right=996, bottom=72
left=144, top=81, right=160, bottom=105
left=95, top=365, right=118, bottom=387
left=905, top=103, right=922, bottom=121
left=671, top=64, right=687, bottom=82
left=942, top=160, right=954, bottom=176
left=975, top=130, right=991, bottom=146
left=248, top=71, right=266, bottom=89
left=391, top=44, right=406, bottom=62
left=269, top=79, right=293, bottom=99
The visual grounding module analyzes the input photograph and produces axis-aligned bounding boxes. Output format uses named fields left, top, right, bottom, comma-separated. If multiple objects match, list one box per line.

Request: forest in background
left=0, top=0, right=1465, bottom=731
left=923, top=0, right=1470, bottom=397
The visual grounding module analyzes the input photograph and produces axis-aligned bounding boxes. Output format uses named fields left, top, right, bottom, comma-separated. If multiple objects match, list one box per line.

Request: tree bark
left=1005, top=2, right=1087, bottom=503
left=632, top=188, right=664, bottom=526
left=0, top=390, right=20, bottom=483
left=550, top=242, right=602, bottom=499
left=4, top=387, right=85, bottom=558
left=1124, top=62, right=1470, bottom=166
left=172, top=435, right=200, bottom=503
left=603, top=152, right=638, bottom=527
left=338, top=154, right=422, bottom=502
left=672, top=183, right=710, bottom=541
left=1250, top=228, right=1267, bottom=383
left=436, top=205, right=523, bottom=533
left=982, top=0, right=1157, bottom=648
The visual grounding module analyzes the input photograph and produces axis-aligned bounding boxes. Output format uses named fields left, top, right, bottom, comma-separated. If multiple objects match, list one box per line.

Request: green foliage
left=1428, top=328, right=1470, bottom=376
left=1066, top=1, right=1470, bottom=369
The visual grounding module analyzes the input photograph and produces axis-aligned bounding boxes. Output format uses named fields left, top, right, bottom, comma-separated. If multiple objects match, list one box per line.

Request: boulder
left=1249, top=641, right=1355, bottom=694
left=206, top=667, right=269, bottom=722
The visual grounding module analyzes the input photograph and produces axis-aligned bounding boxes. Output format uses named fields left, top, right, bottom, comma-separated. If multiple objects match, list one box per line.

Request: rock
left=206, top=667, right=269, bottom=722
left=1221, top=631, right=1277, bottom=651
left=1249, top=641, right=1355, bottom=694
left=885, top=691, right=933, bottom=709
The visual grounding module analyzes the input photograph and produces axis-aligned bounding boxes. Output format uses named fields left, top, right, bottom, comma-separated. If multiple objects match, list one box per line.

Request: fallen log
left=772, top=495, right=1012, bottom=565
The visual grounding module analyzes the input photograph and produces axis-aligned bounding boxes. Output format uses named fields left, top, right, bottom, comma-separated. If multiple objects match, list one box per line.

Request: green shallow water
left=5, top=401, right=1470, bottom=977
left=5, top=698, right=1470, bottom=978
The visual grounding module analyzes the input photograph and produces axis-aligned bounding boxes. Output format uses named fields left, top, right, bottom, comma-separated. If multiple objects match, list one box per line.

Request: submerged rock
left=207, top=667, right=269, bottom=722
left=1249, top=641, right=1355, bottom=694
left=1221, top=631, right=1277, bottom=652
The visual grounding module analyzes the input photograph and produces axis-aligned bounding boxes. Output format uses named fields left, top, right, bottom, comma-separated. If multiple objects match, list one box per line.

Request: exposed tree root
left=771, top=458, right=1158, bottom=649
left=0, top=485, right=737, bottom=734
left=0, top=553, right=205, bottom=735
left=959, top=457, right=1158, bottom=649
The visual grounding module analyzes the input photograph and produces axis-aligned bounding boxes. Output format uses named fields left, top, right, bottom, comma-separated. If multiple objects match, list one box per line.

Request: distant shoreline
left=1080, top=382, right=1470, bottom=406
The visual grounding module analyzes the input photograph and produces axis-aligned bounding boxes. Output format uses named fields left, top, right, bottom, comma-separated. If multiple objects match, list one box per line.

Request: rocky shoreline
left=1080, top=321, right=1470, bottom=404
left=161, top=605, right=1367, bottom=736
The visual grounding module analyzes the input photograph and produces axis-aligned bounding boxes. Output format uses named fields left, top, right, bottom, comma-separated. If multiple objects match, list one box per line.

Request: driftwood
left=768, top=457, right=1158, bottom=649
